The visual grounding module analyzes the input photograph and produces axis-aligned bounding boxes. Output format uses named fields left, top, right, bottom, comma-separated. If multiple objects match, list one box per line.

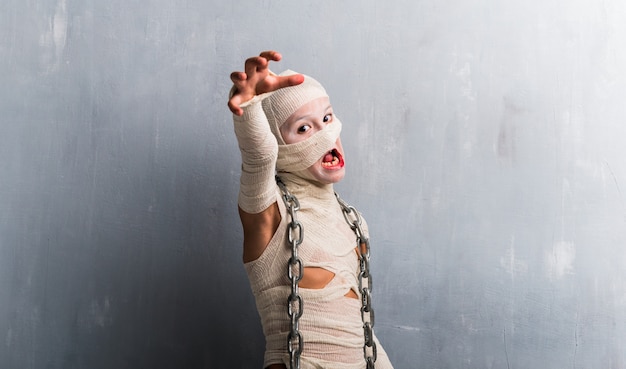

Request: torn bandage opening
left=300, top=266, right=358, bottom=299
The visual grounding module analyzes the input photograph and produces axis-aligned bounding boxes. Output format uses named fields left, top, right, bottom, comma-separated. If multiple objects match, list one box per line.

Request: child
left=228, top=51, right=393, bottom=369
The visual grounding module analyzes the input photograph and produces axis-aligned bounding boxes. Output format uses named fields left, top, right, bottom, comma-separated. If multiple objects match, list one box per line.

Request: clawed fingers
left=230, top=71, right=246, bottom=84
left=228, top=96, right=244, bottom=116
left=244, top=56, right=269, bottom=77
left=243, top=50, right=281, bottom=76
left=258, top=50, right=282, bottom=62
left=227, top=50, right=296, bottom=115
left=275, top=73, right=305, bottom=89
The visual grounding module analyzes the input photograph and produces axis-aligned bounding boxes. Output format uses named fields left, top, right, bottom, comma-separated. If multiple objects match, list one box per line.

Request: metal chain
left=276, top=176, right=304, bottom=369
left=336, top=193, right=377, bottom=369
left=276, top=176, right=377, bottom=369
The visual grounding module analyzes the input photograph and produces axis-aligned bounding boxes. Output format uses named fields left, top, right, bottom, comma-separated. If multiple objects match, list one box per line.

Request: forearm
left=233, top=95, right=278, bottom=214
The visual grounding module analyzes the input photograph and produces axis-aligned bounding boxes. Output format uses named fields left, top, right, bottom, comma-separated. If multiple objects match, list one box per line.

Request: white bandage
left=261, top=70, right=341, bottom=178
left=276, top=118, right=342, bottom=173
left=232, top=70, right=336, bottom=212
left=233, top=95, right=278, bottom=213
left=262, top=70, right=329, bottom=146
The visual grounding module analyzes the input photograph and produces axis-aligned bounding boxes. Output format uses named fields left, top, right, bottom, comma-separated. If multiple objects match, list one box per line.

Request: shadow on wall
left=1, top=114, right=264, bottom=368
left=79, top=148, right=266, bottom=368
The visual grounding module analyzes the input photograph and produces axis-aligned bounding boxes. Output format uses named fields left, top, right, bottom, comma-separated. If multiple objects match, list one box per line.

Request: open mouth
left=321, top=148, right=344, bottom=168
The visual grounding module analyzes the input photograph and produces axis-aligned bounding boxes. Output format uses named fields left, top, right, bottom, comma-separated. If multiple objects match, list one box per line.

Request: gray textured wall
left=2, top=1, right=625, bottom=368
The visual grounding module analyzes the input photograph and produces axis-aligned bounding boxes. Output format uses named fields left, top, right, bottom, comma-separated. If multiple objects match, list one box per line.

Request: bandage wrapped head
left=262, top=70, right=342, bottom=177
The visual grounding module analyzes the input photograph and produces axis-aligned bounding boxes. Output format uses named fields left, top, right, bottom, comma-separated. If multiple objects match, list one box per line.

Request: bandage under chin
left=276, top=118, right=342, bottom=173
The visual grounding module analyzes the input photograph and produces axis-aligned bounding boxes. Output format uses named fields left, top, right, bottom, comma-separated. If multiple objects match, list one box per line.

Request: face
left=279, top=97, right=346, bottom=184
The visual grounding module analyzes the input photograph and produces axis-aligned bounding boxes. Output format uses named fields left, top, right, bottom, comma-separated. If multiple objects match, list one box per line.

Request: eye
left=297, top=124, right=311, bottom=134
left=323, top=114, right=333, bottom=123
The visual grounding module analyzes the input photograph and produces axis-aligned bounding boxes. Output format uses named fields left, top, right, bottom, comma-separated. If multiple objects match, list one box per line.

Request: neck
left=277, top=172, right=336, bottom=204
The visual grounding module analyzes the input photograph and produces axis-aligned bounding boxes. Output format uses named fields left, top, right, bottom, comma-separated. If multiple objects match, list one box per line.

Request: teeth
left=322, top=156, right=340, bottom=167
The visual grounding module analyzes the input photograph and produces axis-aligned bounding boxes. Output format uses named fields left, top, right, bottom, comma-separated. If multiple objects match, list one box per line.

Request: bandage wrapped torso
left=233, top=93, right=393, bottom=368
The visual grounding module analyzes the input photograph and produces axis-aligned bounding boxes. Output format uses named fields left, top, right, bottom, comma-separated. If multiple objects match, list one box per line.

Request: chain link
left=276, top=176, right=377, bottom=369
left=336, top=194, right=377, bottom=368
left=276, top=176, right=304, bottom=369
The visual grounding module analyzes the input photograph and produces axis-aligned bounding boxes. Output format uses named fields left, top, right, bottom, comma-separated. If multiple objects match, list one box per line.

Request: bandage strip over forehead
left=262, top=70, right=328, bottom=145
left=276, top=118, right=342, bottom=173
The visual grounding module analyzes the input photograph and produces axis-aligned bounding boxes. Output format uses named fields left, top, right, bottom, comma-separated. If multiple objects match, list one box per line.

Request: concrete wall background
left=1, top=0, right=625, bottom=368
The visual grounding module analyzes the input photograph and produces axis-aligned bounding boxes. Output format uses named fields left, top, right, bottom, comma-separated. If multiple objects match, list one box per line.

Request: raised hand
left=228, top=51, right=304, bottom=116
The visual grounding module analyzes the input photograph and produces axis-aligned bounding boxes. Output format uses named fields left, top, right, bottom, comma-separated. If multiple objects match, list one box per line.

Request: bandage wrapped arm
left=232, top=94, right=278, bottom=214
